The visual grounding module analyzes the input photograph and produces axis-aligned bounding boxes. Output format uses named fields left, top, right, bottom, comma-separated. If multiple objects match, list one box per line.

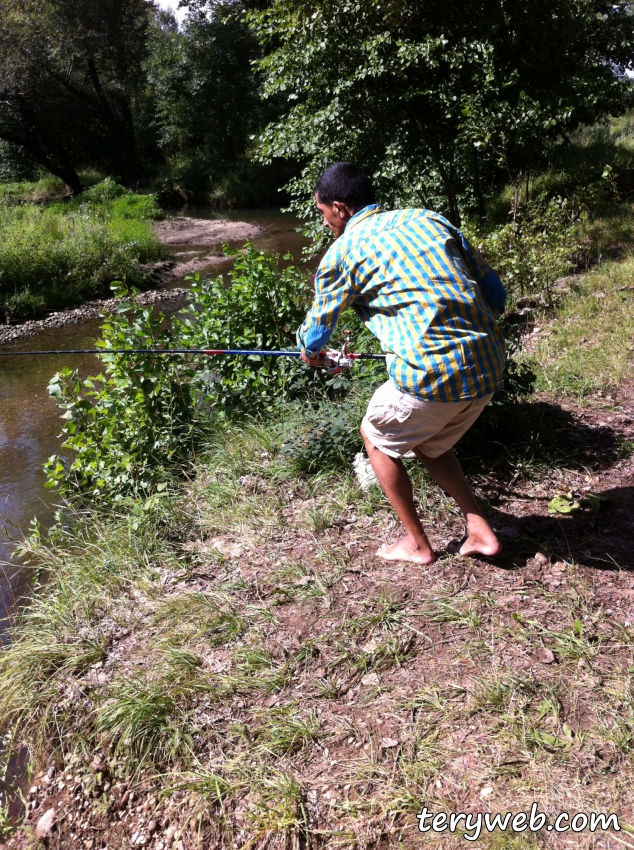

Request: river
left=0, top=208, right=309, bottom=636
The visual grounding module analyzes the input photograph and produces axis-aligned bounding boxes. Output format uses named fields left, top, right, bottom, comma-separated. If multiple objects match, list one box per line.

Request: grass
left=526, top=253, right=634, bottom=397
left=0, top=178, right=163, bottom=322
left=3, top=401, right=634, bottom=848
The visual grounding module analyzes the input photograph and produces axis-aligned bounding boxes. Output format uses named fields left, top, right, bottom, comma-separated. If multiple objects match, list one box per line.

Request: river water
left=0, top=208, right=309, bottom=635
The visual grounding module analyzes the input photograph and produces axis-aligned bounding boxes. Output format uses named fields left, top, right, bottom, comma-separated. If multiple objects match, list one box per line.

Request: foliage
left=0, top=0, right=153, bottom=193
left=173, top=244, right=320, bottom=410
left=45, top=288, right=197, bottom=504
left=248, top=0, right=634, bottom=234
left=44, top=245, right=314, bottom=503
left=469, top=197, right=583, bottom=305
left=147, top=4, right=260, bottom=178
left=0, top=181, right=162, bottom=321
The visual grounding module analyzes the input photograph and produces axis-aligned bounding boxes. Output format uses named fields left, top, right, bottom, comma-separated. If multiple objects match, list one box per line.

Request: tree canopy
left=249, top=0, right=634, bottom=226
left=0, top=0, right=152, bottom=193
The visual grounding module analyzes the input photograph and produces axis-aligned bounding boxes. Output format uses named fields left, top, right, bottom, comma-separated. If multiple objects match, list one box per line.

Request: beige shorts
left=361, top=381, right=493, bottom=459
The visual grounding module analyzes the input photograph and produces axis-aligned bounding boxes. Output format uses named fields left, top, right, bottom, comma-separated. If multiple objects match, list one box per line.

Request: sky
left=155, top=0, right=188, bottom=24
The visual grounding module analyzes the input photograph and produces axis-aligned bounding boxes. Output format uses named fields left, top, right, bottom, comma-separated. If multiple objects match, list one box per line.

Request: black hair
left=314, top=163, right=376, bottom=213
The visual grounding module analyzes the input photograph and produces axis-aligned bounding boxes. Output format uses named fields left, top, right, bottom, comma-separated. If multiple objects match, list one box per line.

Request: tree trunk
left=0, top=131, right=83, bottom=195
left=85, top=57, right=141, bottom=187
left=473, top=146, right=487, bottom=225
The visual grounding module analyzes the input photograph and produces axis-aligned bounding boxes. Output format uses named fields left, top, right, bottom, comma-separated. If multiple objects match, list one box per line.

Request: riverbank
left=0, top=180, right=266, bottom=328
left=0, top=214, right=265, bottom=345
left=3, top=388, right=634, bottom=848
left=2, top=255, right=634, bottom=848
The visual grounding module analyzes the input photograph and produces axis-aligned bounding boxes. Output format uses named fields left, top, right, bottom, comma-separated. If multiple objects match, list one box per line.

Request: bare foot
left=457, top=516, right=502, bottom=558
left=377, top=535, right=437, bottom=565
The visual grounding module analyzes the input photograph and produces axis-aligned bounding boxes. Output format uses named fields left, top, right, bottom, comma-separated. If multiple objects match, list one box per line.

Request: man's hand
left=300, top=350, right=325, bottom=368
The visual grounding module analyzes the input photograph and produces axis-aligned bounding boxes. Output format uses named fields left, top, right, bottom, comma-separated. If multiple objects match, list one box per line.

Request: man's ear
left=333, top=201, right=354, bottom=220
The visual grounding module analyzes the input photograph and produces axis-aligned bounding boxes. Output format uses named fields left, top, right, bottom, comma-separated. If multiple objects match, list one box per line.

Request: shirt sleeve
left=458, top=233, right=507, bottom=317
left=297, top=257, right=358, bottom=357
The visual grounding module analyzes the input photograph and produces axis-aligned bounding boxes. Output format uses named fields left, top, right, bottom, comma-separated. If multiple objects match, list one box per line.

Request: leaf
left=583, top=493, right=609, bottom=513
left=548, top=495, right=580, bottom=514
left=573, top=618, right=583, bottom=637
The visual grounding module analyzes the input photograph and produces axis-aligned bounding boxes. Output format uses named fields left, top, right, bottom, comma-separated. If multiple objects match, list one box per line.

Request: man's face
left=315, top=193, right=353, bottom=238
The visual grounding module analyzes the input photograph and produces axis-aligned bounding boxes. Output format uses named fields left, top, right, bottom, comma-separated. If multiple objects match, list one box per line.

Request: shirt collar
left=345, top=203, right=384, bottom=232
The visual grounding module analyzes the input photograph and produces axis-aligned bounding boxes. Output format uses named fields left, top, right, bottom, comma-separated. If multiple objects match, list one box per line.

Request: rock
left=480, top=786, right=494, bottom=798
left=534, top=552, right=548, bottom=565
left=35, top=808, right=56, bottom=839
left=380, top=737, right=399, bottom=749
left=361, top=672, right=380, bottom=686
left=534, top=647, right=555, bottom=664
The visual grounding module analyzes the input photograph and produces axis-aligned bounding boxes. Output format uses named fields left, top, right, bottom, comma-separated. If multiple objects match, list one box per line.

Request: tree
left=248, top=0, right=634, bottom=228
left=0, top=0, right=153, bottom=193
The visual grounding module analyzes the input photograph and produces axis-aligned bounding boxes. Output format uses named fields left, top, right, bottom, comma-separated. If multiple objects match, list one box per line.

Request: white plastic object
left=352, top=452, right=379, bottom=490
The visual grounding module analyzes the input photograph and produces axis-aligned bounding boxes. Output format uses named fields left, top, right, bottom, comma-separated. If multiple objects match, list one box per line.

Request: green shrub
left=469, top=196, right=582, bottom=306
left=45, top=245, right=316, bottom=503
left=0, top=180, right=163, bottom=321
left=173, top=244, right=323, bottom=411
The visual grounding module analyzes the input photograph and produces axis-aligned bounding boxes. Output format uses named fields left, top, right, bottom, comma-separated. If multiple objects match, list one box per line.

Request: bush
left=469, top=196, right=582, bottom=306
left=173, top=244, right=324, bottom=411
left=45, top=245, right=316, bottom=503
left=0, top=180, right=163, bottom=322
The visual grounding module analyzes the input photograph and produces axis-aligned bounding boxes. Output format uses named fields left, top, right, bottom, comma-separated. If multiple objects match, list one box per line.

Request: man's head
left=314, top=163, right=376, bottom=237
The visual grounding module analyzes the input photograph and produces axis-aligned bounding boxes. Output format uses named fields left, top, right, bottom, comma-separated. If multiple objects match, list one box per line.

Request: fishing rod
left=0, top=337, right=387, bottom=372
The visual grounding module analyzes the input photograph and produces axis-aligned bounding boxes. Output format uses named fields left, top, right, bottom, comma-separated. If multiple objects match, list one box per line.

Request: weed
left=0, top=180, right=162, bottom=321
left=95, top=675, right=194, bottom=769
left=156, top=592, right=246, bottom=645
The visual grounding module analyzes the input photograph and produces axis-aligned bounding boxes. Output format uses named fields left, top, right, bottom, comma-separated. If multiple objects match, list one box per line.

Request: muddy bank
left=154, top=216, right=263, bottom=246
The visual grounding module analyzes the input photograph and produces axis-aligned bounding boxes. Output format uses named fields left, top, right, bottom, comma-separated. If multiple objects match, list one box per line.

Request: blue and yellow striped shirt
left=298, top=204, right=506, bottom=403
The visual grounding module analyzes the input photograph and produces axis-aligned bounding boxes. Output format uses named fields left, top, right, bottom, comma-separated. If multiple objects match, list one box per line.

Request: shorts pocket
left=366, top=402, right=411, bottom=437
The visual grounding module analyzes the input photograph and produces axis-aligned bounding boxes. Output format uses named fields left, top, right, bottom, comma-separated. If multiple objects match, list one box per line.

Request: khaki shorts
left=361, top=380, right=493, bottom=459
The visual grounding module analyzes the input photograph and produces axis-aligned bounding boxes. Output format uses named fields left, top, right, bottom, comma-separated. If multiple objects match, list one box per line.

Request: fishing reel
left=321, top=331, right=354, bottom=373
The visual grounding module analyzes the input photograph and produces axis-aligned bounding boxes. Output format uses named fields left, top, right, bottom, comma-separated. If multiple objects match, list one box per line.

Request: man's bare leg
left=361, top=427, right=436, bottom=565
left=413, top=448, right=501, bottom=557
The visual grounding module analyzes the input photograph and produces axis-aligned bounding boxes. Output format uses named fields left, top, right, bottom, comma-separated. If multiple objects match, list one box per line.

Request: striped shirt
left=297, top=204, right=506, bottom=403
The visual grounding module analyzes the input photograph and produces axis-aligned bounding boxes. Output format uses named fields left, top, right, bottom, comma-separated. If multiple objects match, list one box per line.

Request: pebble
left=35, top=808, right=56, bottom=839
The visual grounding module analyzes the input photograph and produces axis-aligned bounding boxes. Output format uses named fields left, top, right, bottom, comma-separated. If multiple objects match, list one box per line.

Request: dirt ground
left=154, top=217, right=263, bottom=246
left=7, top=376, right=634, bottom=850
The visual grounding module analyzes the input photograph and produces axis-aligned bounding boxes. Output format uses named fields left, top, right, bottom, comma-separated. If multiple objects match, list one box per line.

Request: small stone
left=480, top=786, right=494, bottom=798
left=147, top=820, right=157, bottom=834
left=29, top=785, right=39, bottom=796
left=534, top=553, right=548, bottom=565
left=361, top=672, right=380, bottom=686
left=36, top=808, right=56, bottom=839
left=534, top=647, right=555, bottom=664
left=380, top=737, right=399, bottom=749
left=361, top=641, right=378, bottom=653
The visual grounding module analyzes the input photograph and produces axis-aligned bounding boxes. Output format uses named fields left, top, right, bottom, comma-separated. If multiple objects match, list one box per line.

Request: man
left=298, top=162, right=506, bottom=565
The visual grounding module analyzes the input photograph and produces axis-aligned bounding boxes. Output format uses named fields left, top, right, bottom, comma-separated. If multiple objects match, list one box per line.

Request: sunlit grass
left=526, top=254, right=634, bottom=397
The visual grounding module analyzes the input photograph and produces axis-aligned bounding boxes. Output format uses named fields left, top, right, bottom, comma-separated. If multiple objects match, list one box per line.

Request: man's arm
left=297, top=259, right=358, bottom=366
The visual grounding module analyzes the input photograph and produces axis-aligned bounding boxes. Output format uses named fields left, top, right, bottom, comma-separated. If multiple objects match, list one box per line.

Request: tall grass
left=0, top=179, right=163, bottom=322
